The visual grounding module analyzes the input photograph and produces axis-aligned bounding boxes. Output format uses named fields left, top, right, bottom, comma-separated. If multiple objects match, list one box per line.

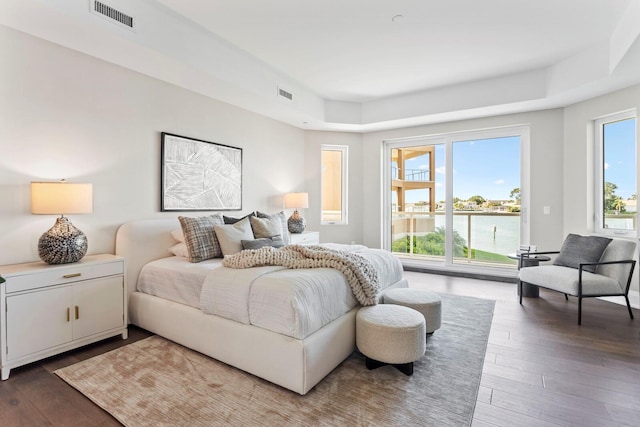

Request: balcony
left=391, top=211, right=520, bottom=268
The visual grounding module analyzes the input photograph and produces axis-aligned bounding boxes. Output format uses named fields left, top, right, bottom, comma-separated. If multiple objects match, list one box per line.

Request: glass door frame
left=382, top=125, right=531, bottom=271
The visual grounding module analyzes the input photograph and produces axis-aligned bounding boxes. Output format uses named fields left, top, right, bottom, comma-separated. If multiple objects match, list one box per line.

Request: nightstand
left=289, top=231, right=320, bottom=245
left=0, top=254, right=127, bottom=380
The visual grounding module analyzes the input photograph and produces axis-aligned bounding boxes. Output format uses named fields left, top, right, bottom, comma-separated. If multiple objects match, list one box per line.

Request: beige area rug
left=56, top=293, right=494, bottom=426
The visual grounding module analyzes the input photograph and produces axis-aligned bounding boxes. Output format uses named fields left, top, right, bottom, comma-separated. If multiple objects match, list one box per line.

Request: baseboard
left=402, top=264, right=518, bottom=284
left=599, top=290, right=640, bottom=309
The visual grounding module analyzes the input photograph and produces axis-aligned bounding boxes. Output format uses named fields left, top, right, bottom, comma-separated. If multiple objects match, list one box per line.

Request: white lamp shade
left=31, top=182, right=93, bottom=215
left=284, top=192, right=309, bottom=209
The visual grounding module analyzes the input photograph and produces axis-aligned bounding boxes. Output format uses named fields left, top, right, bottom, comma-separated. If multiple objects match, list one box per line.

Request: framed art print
left=161, top=132, right=242, bottom=211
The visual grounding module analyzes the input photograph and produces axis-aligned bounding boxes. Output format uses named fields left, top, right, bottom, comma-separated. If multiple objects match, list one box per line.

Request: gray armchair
left=518, top=238, right=636, bottom=325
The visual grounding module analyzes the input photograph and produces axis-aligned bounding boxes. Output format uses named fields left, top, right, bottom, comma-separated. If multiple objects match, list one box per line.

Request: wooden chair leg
left=625, top=295, right=634, bottom=320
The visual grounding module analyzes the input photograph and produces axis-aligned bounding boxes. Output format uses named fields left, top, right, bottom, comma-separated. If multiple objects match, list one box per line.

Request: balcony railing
left=391, top=211, right=520, bottom=267
left=391, top=167, right=430, bottom=182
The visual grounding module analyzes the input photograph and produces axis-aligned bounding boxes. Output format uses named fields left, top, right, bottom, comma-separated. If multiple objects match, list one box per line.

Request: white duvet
left=138, top=245, right=405, bottom=340
left=200, top=245, right=404, bottom=339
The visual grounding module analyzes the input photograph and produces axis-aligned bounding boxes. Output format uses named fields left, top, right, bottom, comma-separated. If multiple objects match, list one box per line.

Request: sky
left=395, top=119, right=636, bottom=205
left=604, top=117, right=636, bottom=200
left=398, top=136, right=521, bottom=203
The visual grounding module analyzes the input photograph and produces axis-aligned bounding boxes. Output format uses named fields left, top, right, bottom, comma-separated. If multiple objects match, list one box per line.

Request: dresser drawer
left=4, top=260, right=123, bottom=294
left=290, top=231, right=319, bottom=245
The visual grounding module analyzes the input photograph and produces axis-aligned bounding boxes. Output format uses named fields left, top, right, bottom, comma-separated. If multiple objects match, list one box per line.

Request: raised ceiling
left=2, top=0, right=640, bottom=131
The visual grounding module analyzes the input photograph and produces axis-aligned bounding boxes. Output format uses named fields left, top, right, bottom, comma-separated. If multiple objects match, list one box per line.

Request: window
left=594, top=111, right=637, bottom=234
left=383, top=125, right=529, bottom=271
left=321, top=145, right=348, bottom=224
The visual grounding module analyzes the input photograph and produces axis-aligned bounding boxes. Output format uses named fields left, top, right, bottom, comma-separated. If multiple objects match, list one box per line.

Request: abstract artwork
left=161, top=132, right=242, bottom=211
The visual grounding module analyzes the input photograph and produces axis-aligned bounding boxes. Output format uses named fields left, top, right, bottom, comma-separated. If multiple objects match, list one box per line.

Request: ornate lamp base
left=38, top=216, right=88, bottom=264
left=287, top=210, right=306, bottom=234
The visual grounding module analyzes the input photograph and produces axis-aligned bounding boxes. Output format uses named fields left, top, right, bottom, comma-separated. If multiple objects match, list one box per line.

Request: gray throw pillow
left=178, top=214, right=225, bottom=262
left=223, top=213, right=254, bottom=224
left=553, top=234, right=612, bottom=273
left=256, top=211, right=290, bottom=244
left=250, top=215, right=283, bottom=239
left=241, top=235, right=285, bottom=250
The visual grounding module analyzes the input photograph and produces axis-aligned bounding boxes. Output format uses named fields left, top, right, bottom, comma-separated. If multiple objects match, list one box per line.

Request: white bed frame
left=115, top=219, right=407, bottom=395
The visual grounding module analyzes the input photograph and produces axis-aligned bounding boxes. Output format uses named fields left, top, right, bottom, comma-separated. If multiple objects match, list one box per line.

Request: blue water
left=434, top=215, right=521, bottom=256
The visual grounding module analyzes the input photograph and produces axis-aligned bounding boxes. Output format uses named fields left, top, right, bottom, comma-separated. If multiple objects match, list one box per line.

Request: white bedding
left=137, top=257, right=223, bottom=307
left=200, top=245, right=404, bottom=339
left=138, top=245, right=404, bottom=340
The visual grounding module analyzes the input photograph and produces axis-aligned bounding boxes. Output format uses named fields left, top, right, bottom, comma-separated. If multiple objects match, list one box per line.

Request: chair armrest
left=578, top=259, right=636, bottom=268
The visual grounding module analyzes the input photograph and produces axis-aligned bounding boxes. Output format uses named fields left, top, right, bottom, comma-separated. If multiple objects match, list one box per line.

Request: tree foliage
left=509, top=188, right=521, bottom=202
left=604, top=181, right=627, bottom=214
left=468, top=195, right=486, bottom=206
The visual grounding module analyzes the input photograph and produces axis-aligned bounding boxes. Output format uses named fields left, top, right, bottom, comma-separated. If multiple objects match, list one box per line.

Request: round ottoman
left=383, top=288, right=442, bottom=334
left=356, top=304, right=426, bottom=375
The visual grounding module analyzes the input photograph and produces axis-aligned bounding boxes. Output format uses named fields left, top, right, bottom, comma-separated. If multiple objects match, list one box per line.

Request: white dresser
left=0, top=254, right=127, bottom=380
left=289, top=231, right=320, bottom=245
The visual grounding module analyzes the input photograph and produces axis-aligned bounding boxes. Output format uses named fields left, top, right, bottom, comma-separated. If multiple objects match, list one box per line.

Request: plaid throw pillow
left=178, top=214, right=225, bottom=262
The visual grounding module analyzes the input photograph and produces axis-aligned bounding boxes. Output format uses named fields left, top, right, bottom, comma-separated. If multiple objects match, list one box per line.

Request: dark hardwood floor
left=1, top=272, right=638, bottom=426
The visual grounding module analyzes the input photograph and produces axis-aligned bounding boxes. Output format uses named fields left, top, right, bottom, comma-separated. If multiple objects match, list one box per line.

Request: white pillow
left=168, top=242, right=189, bottom=258
left=213, top=217, right=254, bottom=256
left=171, top=228, right=185, bottom=243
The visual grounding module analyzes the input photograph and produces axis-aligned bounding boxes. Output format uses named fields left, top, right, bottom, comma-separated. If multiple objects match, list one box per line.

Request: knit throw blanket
left=222, top=245, right=380, bottom=306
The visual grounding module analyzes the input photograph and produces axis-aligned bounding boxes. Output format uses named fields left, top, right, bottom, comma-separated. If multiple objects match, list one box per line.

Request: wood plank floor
left=404, top=271, right=640, bottom=427
left=1, top=272, right=638, bottom=426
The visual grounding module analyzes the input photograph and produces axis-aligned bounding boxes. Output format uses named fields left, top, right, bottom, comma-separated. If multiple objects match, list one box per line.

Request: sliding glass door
left=390, top=143, right=446, bottom=260
left=384, top=127, right=528, bottom=270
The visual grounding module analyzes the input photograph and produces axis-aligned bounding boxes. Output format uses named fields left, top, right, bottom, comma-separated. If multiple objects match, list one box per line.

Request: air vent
left=91, top=1, right=134, bottom=29
left=278, top=87, right=293, bottom=101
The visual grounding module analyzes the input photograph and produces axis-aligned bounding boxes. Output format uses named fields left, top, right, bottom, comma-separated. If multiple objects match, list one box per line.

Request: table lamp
left=31, top=180, right=93, bottom=264
left=284, top=192, right=308, bottom=233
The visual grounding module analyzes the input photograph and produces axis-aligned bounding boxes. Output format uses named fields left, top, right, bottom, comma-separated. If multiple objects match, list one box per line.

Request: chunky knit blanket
left=222, top=245, right=380, bottom=306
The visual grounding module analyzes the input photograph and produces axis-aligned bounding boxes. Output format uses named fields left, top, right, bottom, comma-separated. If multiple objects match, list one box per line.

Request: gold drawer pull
left=75, top=305, right=79, bottom=320
left=66, top=307, right=70, bottom=322
left=63, top=273, right=81, bottom=279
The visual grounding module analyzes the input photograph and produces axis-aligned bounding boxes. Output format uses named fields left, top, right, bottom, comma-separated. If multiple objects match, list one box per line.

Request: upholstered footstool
left=383, top=288, right=442, bottom=335
left=356, top=304, right=426, bottom=375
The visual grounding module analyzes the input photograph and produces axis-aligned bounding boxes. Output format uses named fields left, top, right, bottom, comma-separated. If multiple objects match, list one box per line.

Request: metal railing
left=391, top=167, right=430, bottom=182
left=391, top=210, right=521, bottom=266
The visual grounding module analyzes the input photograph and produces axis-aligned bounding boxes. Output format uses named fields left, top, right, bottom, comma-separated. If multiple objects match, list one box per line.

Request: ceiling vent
left=90, top=1, right=135, bottom=30
left=278, top=86, right=293, bottom=101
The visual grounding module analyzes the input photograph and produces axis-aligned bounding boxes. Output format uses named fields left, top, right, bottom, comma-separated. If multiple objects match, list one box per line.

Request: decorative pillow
left=223, top=213, right=255, bottom=224
left=256, top=211, right=290, bottom=244
left=553, top=234, right=612, bottom=273
left=250, top=215, right=284, bottom=239
left=241, top=235, right=285, bottom=250
left=213, top=217, right=255, bottom=256
left=168, top=243, right=189, bottom=258
left=178, top=214, right=225, bottom=262
left=170, top=228, right=185, bottom=243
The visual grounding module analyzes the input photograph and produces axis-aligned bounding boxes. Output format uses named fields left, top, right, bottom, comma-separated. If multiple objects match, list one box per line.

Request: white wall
left=564, top=85, right=640, bottom=294
left=0, top=27, right=305, bottom=265
left=563, top=84, right=640, bottom=234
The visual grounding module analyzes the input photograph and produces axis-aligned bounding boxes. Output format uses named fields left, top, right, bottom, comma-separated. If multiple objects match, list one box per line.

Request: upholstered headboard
left=115, top=219, right=179, bottom=296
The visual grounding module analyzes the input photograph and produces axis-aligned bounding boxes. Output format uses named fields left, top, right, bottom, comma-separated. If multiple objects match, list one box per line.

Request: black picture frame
left=161, top=132, right=242, bottom=211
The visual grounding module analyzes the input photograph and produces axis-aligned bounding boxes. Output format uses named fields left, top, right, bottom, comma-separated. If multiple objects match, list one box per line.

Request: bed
left=115, top=218, right=407, bottom=395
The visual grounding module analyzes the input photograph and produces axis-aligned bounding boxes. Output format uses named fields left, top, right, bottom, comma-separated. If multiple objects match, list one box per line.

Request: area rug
left=55, top=293, right=494, bottom=426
